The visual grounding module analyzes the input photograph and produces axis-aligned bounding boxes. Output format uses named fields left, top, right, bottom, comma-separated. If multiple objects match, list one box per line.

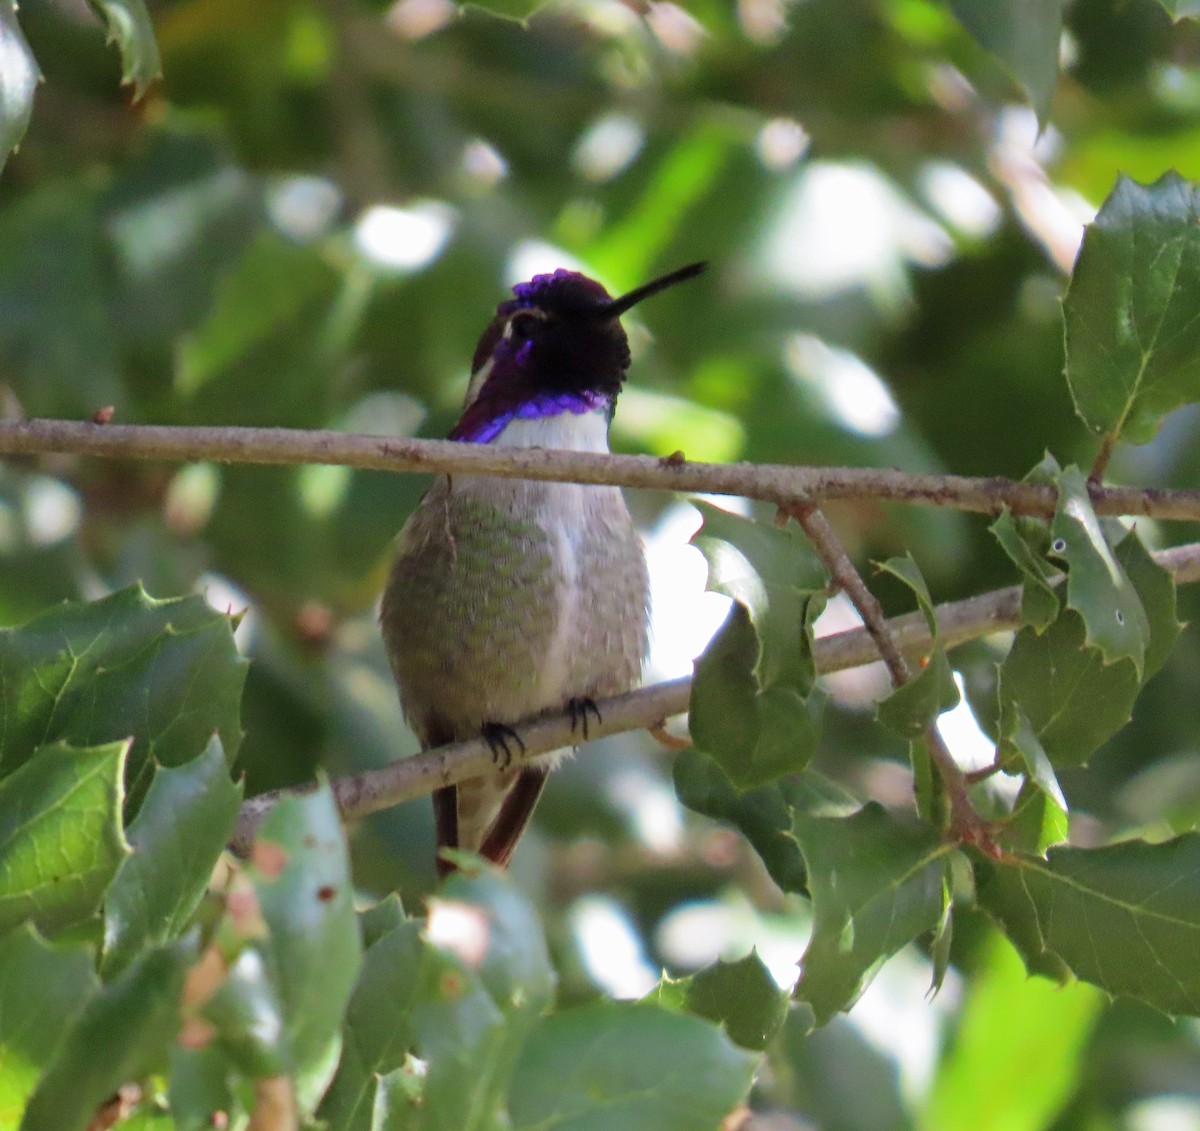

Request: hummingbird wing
left=433, top=769, right=549, bottom=878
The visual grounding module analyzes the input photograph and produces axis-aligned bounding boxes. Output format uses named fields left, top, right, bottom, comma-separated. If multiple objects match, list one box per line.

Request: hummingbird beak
left=600, top=261, right=708, bottom=319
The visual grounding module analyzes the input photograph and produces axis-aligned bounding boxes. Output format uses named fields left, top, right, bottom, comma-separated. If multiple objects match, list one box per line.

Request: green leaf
left=319, top=921, right=425, bottom=1131
left=792, top=804, right=953, bottom=1024
left=250, top=782, right=362, bottom=1115
left=86, top=0, right=162, bottom=97
left=1156, top=1, right=1200, bottom=16
left=169, top=1044, right=243, bottom=1131
left=673, top=750, right=858, bottom=893
left=179, top=232, right=339, bottom=398
left=0, top=740, right=130, bottom=935
left=1115, top=529, right=1182, bottom=678
left=1064, top=172, right=1200, bottom=446
left=876, top=646, right=959, bottom=739
left=0, top=1, right=39, bottom=172
left=989, top=508, right=1059, bottom=631
left=683, top=950, right=788, bottom=1051
left=0, top=926, right=99, bottom=1126
left=21, top=939, right=192, bottom=1131
left=997, top=695, right=1068, bottom=854
left=999, top=609, right=1140, bottom=766
left=102, top=736, right=243, bottom=978
left=922, top=931, right=1103, bottom=1131
left=1049, top=466, right=1148, bottom=673
left=0, top=586, right=247, bottom=805
left=875, top=553, right=939, bottom=635
left=948, top=0, right=1063, bottom=121
left=977, top=835, right=1200, bottom=1015
left=690, top=605, right=825, bottom=788
left=200, top=946, right=290, bottom=1078
left=413, top=868, right=555, bottom=1131
left=692, top=502, right=827, bottom=690
left=508, top=1002, right=758, bottom=1131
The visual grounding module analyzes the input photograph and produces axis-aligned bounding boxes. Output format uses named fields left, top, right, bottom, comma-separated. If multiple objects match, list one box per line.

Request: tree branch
left=229, top=540, right=1200, bottom=854
left=1, top=418, right=1199, bottom=520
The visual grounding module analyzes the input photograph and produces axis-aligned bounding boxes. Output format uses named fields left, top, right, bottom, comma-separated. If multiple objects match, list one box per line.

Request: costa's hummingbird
left=380, top=261, right=706, bottom=875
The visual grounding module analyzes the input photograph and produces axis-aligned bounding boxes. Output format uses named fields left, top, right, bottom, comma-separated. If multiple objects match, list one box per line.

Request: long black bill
left=601, top=261, right=708, bottom=318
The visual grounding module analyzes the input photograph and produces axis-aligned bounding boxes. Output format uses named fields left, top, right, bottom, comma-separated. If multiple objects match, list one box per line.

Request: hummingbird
left=380, top=261, right=706, bottom=876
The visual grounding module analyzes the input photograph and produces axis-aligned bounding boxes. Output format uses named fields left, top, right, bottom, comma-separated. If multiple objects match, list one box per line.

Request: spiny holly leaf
left=319, top=921, right=425, bottom=1131
left=0, top=585, right=247, bottom=807
left=0, top=740, right=130, bottom=935
left=1049, top=466, right=1148, bottom=673
left=1064, top=172, right=1200, bottom=446
left=996, top=690, right=1068, bottom=855
left=86, top=0, right=162, bottom=97
left=249, top=782, right=362, bottom=1116
left=1114, top=529, right=1182, bottom=678
left=690, top=604, right=825, bottom=788
left=21, top=938, right=193, bottom=1131
left=673, top=750, right=859, bottom=893
left=0, top=926, right=98, bottom=1126
left=507, top=1002, right=758, bottom=1131
left=412, top=867, right=556, bottom=1131
left=949, top=0, right=1063, bottom=122
left=977, top=835, right=1200, bottom=1015
left=793, top=804, right=953, bottom=1024
left=681, top=950, right=789, bottom=1051
left=999, top=609, right=1140, bottom=766
left=102, top=736, right=242, bottom=978
left=0, top=1, right=39, bottom=173
left=692, top=502, right=827, bottom=690
left=990, top=508, right=1059, bottom=631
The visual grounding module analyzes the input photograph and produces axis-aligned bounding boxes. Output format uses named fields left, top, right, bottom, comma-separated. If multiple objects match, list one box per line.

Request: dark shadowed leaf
left=999, top=609, right=1140, bottom=766
left=0, top=740, right=130, bottom=935
left=508, top=1002, right=758, bottom=1131
left=793, top=805, right=952, bottom=1024
left=1064, top=173, right=1200, bottom=445
left=977, top=835, right=1200, bottom=1015
left=683, top=950, right=789, bottom=1051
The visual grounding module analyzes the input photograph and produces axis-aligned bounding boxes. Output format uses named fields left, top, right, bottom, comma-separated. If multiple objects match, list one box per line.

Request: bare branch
left=229, top=540, right=1200, bottom=853
left=2, top=418, right=1199, bottom=520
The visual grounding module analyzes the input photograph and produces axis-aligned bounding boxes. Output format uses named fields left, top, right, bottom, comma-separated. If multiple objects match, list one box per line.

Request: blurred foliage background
left=6, top=0, right=1200, bottom=1126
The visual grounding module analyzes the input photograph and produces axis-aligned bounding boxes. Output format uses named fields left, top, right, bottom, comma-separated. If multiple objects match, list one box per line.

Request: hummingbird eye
left=508, top=312, right=542, bottom=340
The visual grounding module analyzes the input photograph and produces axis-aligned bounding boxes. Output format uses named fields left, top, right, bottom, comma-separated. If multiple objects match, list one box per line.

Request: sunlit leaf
left=87, top=0, right=162, bottom=96
left=0, top=740, right=130, bottom=935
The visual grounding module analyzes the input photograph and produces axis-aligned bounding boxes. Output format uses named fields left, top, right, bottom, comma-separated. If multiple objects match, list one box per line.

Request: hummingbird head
left=451, top=261, right=707, bottom=443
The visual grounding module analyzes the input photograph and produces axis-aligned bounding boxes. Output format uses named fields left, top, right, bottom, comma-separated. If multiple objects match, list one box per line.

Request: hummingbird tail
left=433, top=767, right=550, bottom=878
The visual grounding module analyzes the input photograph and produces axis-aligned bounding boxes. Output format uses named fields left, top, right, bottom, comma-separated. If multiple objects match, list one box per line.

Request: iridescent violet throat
left=380, top=261, right=707, bottom=875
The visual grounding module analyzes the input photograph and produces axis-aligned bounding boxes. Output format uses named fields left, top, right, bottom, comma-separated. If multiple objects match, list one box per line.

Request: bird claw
left=567, top=696, right=602, bottom=740
left=481, top=722, right=525, bottom=769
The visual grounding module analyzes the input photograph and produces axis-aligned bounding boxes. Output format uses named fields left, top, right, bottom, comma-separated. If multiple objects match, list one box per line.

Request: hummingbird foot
left=481, top=722, right=526, bottom=769
left=567, top=696, right=602, bottom=740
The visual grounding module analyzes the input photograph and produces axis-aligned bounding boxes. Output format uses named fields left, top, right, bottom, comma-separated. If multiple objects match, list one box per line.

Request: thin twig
left=782, top=502, right=978, bottom=832
left=229, top=538, right=1200, bottom=854
left=1, top=419, right=1199, bottom=520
